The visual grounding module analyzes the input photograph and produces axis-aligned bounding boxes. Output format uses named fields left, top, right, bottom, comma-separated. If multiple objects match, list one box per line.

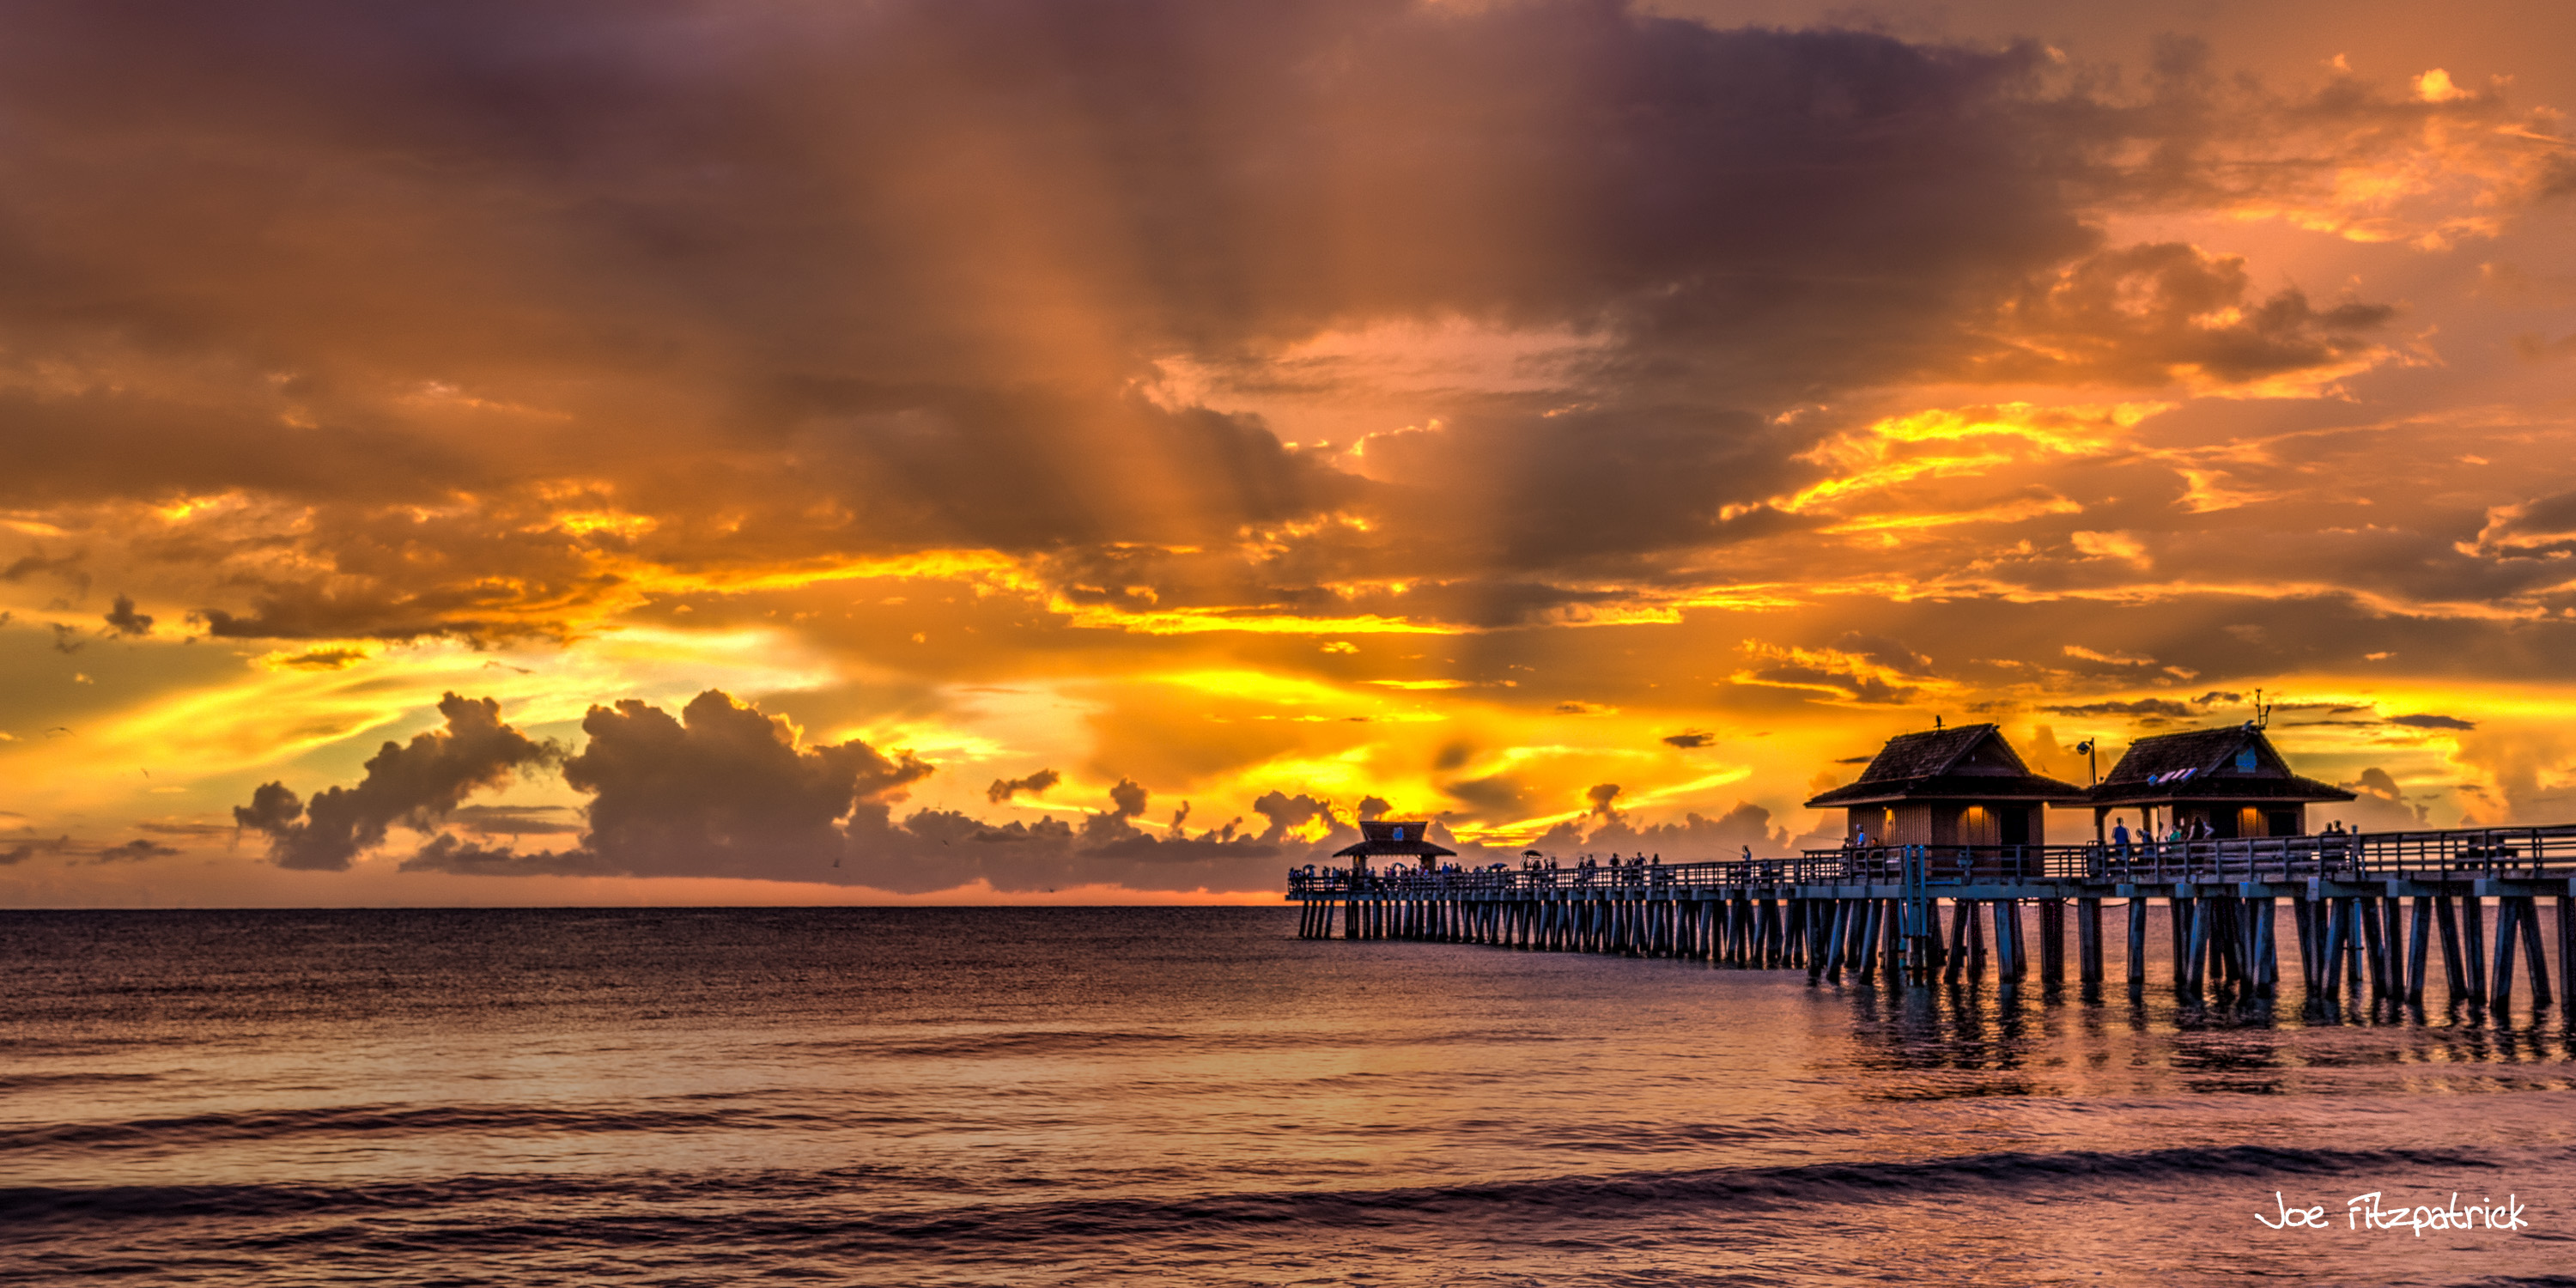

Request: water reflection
left=1809, top=943, right=2575, bottom=1106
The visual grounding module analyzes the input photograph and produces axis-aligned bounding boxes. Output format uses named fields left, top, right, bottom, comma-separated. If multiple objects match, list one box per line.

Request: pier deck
left=1285, top=824, right=2576, bottom=1015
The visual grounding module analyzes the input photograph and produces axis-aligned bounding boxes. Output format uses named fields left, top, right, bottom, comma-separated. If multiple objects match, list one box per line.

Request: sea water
left=3, top=907, right=2571, bottom=1285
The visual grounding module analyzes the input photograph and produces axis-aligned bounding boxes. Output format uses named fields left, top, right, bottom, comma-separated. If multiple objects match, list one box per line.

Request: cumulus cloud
left=2337, top=766, right=2433, bottom=830
left=1530, top=799, right=1791, bottom=856
left=1107, top=779, right=1150, bottom=820
left=1586, top=783, right=1624, bottom=819
left=1251, top=791, right=1340, bottom=842
left=234, top=693, right=564, bottom=870
left=333, top=688, right=1334, bottom=892
left=562, top=690, right=931, bottom=876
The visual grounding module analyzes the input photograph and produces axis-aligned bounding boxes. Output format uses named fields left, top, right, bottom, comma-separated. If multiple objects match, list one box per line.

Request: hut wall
left=1844, top=805, right=1894, bottom=845
left=1890, top=804, right=1938, bottom=847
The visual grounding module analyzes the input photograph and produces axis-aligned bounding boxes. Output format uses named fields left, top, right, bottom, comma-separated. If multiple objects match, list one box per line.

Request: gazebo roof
left=1804, top=722, right=2088, bottom=808
left=1332, top=819, right=1456, bottom=860
left=2089, top=726, right=2354, bottom=806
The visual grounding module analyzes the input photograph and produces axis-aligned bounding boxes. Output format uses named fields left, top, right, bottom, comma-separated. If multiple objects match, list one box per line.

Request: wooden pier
left=1286, top=824, right=2576, bottom=1017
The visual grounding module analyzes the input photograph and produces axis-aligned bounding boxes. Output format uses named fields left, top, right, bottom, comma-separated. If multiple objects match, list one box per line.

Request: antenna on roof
left=2253, top=688, right=2272, bottom=731
left=1934, top=714, right=1943, bottom=731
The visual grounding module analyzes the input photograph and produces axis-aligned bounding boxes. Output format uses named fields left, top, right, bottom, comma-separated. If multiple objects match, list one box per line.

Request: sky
left=3, top=0, right=2573, bottom=907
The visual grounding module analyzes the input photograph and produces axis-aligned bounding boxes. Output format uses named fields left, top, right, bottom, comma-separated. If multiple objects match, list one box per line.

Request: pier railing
left=1284, top=823, right=2576, bottom=897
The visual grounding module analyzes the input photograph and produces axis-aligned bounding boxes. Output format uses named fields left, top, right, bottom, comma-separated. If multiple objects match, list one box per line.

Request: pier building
left=2087, top=725, right=2354, bottom=841
left=1332, top=818, right=1455, bottom=872
left=1801, top=722, right=2086, bottom=850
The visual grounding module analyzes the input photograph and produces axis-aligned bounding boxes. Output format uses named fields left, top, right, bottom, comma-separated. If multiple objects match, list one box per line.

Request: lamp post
left=2075, top=738, right=2100, bottom=845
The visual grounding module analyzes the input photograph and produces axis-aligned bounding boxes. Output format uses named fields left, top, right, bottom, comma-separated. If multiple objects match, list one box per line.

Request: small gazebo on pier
left=1804, top=723, right=2087, bottom=848
left=1333, top=819, right=1455, bottom=872
left=2088, top=724, right=2354, bottom=840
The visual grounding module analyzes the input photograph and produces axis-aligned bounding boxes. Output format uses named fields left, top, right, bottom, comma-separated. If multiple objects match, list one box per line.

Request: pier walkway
left=1285, top=823, right=2576, bottom=1015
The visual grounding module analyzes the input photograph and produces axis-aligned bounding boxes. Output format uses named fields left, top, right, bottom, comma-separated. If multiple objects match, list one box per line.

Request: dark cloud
left=2387, top=714, right=2477, bottom=731
left=2336, top=766, right=2433, bottom=830
left=89, top=838, right=178, bottom=863
left=1831, top=633, right=1937, bottom=677
left=986, top=768, right=1061, bottom=805
left=2, top=549, right=88, bottom=594
left=564, top=690, right=931, bottom=877
left=2470, top=489, right=2576, bottom=558
left=1107, top=779, right=1150, bottom=820
left=49, top=623, right=85, bottom=653
left=198, top=579, right=560, bottom=642
left=1662, top=732, right=1716, bottom=749
left=234, top=693, right=563, bottom=870
left=1735, top=656, right=1917, bottom=706
left=273, top=647, right=369, bottom=671
left=2041, top=699, right=2198, bottom=719
left=448, top=804, right=586, bottom=837
left=1442, top=774, right=1539, bottom=820
left=0, top=0, right=2488, bottom=641
left=1586, top=783, right=1623, bottom=818
left=399, top=690, right=935, bottom=880
left=359, top=687, right=1316, bottom=893
left=101, top=593, right=152, bottom=637
left=1968, top=243, right=2391, bottom=388
left=1526, top=799, right=1789, bottom=856
left=399, top=834, right=619, bottom=878
left=0, top=835, right=70, bottom=866
left=1251, top=791, right=1340, bottom=842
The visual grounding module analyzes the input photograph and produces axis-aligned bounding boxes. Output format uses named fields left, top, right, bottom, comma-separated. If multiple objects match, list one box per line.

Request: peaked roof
left=1804, top=723, right=2088, bottom=807
left=2091, top=725, right=2354, bottom=805
left=1332, top=819, right=1456, bottom=860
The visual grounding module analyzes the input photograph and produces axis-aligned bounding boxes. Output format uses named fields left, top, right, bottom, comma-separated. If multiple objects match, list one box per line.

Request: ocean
left=4, top=906, right=2571, bottom=1285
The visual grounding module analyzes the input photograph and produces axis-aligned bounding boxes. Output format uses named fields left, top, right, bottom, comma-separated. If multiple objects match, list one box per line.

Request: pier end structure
left=2088, top=724, right=2356, bottom=844
left=1801, top=722, right=2088, bottom=851
left=1287, top=722, right=2576, bottom=1015
left=1333, top=819, right=1455, bottom=872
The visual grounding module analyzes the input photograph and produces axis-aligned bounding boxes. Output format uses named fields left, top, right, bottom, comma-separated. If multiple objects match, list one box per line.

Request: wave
left=866, top=1029, right=1203, bottom=1059
left=1, top=1141, right=2520, bottom=1232
left=0, top=1071, right=163, bottom=1092
left=792, top=1025, right=1559, bottom=1059
left=0, top=1102, right=936, bottom=1152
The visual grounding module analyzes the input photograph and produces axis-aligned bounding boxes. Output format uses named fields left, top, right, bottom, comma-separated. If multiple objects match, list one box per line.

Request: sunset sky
left=4, top=0, right=2573, bottom=907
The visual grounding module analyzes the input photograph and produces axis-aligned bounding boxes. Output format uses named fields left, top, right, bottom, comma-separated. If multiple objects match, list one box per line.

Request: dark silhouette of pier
left=1286, top=823, right=2576, bottom=1018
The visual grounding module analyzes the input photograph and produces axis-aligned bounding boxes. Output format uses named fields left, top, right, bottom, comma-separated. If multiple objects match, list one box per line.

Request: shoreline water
left=5, top=906, right=2567, bottom=1285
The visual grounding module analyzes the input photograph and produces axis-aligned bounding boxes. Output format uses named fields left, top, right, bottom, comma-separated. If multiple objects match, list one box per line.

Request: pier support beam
left=2077, top=898, right=2103, bottom=989
left=2040, top=898, right=2066, bottom=990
